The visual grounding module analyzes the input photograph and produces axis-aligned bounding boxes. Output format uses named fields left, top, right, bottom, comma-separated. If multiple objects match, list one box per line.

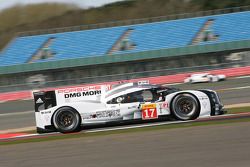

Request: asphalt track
left=1, top=121, right=250, bottom=167
left=1, top=76, right=250, bottom=131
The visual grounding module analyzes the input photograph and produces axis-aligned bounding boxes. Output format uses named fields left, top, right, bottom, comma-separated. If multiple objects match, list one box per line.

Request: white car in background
left=184, top=73, right=226, bottom=83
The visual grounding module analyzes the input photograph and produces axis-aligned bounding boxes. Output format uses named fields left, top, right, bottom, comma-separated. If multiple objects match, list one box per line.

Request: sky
left=0, top=0, right=125, bottom=10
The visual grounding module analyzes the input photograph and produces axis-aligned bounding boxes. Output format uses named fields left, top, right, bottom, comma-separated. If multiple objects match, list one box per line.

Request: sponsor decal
left=41, top=111, right=51, bottom=114
left=138, top=80, right=149, bottom=85
left=128, top=105, right=137, bottom=109
left=161, top=101, right=169, bottom=109
left=202, top=101, right=208, bottom=108
left=109, top=105, right=117, bottom=108
left=82, top=109, right=121, bottom=119
left=199, top=96, right=208, bottom=100
left=57, top=85, right=102, bottom=94
left=141, top=103, right=158, bottom=120
left=36, top=98, right=44, bottom=104
left=141, top=103, right=156, bottom=109
left=96, top=109, right=121, bottom=118
left=64, top=90, right=101, bottom=99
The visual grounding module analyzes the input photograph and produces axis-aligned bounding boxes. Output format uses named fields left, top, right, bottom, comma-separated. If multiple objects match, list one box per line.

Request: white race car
left=33, top=82, right=226, bottom=133
left=184, top=73, right=226, bottom=83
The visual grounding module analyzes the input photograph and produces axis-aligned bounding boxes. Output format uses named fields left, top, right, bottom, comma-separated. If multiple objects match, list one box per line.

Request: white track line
left=0, top=111, right=33, bottom=117
left=235, top=75, right=250, bottom=79
left=216, top=85, right=250, bottom=92
left=85, top=120, right=191, bottom=133
left=225, top=103, right=250, bottom=108
left=0, top=126, right=35, bottom=134
left=162, top=83, right=183, bottom=86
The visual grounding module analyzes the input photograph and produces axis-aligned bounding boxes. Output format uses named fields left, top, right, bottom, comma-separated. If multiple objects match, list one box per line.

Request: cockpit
left=106, top=86, right=179, bottom=104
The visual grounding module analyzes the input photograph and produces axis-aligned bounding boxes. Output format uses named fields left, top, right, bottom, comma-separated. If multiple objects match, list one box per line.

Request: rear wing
left=34, top=91, right=57, bottom=112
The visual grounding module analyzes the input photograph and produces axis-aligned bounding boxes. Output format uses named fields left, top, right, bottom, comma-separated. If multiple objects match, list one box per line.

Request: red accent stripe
left=0, top=133, right=28, bottom=139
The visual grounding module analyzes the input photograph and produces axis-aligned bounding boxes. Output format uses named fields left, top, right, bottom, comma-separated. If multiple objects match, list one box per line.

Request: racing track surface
left=1, top=76, right=250, bottom=131
left=1, top=121, right=250, bottom=167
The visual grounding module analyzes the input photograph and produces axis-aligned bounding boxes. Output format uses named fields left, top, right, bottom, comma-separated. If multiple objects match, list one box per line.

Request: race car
left=33, top=81, right=226, bottom=133
left=184, top=73, right=226, bottom=83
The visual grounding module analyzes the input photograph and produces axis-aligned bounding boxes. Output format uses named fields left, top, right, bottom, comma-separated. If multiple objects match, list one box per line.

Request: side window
left=141, top=90, right=153, bottom=102
left=122, top=90, right=153, bottom=103
left=119, top=91, right=144, bottom=103
left=121, top=93, right=138, bottom=103
left=107, top=96, right=126, bottom=104
left=107, top=90, right=153, bottom=104
left=107, top=97, right=118, bottom=104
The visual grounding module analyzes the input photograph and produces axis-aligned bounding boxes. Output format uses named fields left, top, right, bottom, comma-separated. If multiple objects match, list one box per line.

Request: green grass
left=1, top=105, right=250, bottom=146
left=227, top=106, right=250, bottom=114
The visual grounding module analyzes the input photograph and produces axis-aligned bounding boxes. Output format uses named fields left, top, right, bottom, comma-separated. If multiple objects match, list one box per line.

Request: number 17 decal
left=141, top=103, right=158, bottom=120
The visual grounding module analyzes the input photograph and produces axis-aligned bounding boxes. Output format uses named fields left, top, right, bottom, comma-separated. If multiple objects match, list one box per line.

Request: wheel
left=171, top=93, right=200, bottom=120
left=52, top=107, right=81, bottom=133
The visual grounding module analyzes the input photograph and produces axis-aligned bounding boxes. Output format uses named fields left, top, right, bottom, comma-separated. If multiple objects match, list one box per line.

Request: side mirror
left=116, top=97, right=123, bottom=103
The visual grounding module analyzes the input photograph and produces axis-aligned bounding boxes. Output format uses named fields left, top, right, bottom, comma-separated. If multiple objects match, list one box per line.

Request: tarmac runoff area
left=1, top=121, right=250, bottom=167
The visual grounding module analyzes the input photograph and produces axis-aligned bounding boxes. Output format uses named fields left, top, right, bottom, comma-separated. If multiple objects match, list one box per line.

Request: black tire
left=171, top=93, right=200, bottom=120
left=52, top=107, right=81, bottom=133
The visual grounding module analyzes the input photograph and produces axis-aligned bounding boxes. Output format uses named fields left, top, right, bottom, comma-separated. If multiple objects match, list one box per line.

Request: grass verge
left=227, top=106, right=250, bottom=114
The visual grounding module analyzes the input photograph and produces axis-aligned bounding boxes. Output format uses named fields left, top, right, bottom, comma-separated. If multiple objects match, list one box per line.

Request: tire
left=52, top=107, right=81, bottom=133
left=171, top=93, right=200, bottom=120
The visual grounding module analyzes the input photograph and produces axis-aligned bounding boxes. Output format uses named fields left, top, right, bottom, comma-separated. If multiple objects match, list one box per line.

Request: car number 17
left=141, top=104, right=158, bottom=120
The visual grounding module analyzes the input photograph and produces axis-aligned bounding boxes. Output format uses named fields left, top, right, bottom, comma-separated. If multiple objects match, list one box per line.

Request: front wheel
left=171, top=93, right=200, bottom=120
left=53, top=107, right=81, bottom=133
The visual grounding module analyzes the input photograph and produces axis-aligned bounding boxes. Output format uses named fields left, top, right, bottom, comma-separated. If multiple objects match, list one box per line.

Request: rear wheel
left=53, top=107, right=81, bottom=133
left=171, top=93, right=200, bottom=120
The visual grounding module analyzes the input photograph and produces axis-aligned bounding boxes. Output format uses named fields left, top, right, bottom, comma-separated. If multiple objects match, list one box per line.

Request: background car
left=184, top=73, right=226, bottom=83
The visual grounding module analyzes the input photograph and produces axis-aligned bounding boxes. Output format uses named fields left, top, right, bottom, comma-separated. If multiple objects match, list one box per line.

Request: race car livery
left=33, top=82, right=226, bottom=133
